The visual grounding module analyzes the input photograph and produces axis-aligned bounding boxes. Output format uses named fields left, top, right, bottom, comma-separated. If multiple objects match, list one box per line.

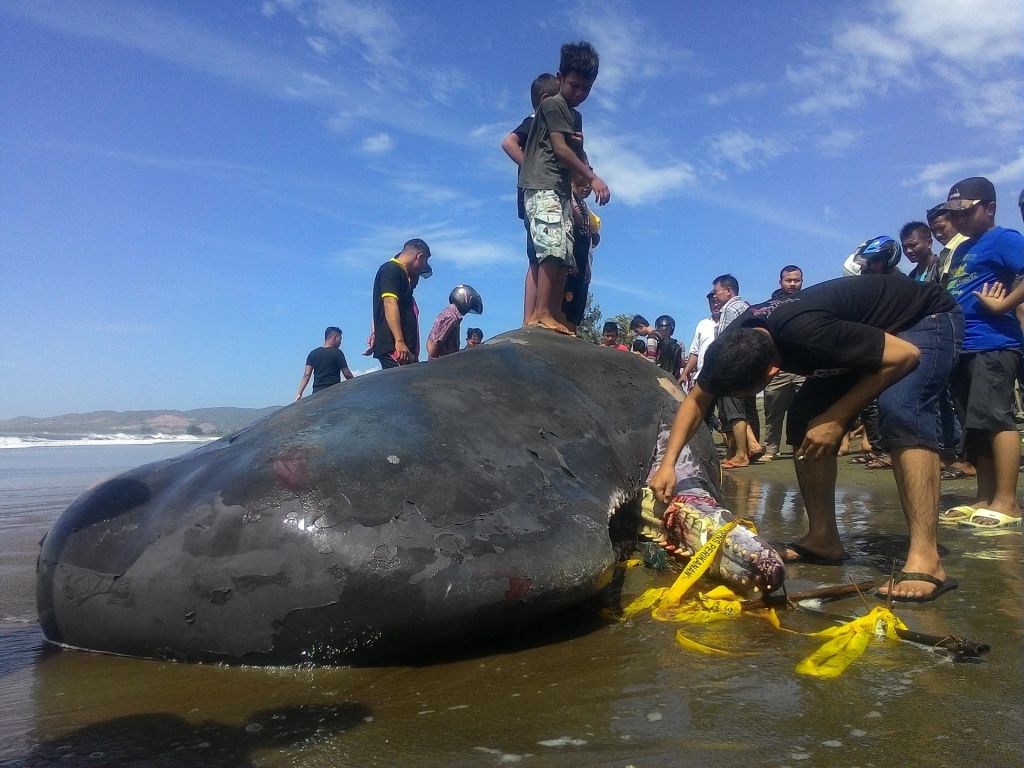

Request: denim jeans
left=877, top=308, right=964, bottom=451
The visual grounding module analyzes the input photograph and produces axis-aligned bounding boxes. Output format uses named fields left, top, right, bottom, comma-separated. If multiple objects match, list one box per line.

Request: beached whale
left=36, top=327, right=779, bottom=665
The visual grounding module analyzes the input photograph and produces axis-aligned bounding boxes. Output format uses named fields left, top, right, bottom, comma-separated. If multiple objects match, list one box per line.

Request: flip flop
left=875, top=572, right=958, bottom=603
left=941, top=467, right=968, bottom=480
left=721, top=460, right=752, bottom=469
left=848, top=452, right=876, bottom=465
left=781, top=542, right=848, bottom=566
left=956, top=508, right=1023, bottom=529
left=864, top=454, right=893, bottom=469
left=939, top=505, right=976, bottom=525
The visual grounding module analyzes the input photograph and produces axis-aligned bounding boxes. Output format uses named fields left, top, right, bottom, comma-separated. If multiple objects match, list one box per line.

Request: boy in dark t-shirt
left=650, top=275, right=964, bottom=603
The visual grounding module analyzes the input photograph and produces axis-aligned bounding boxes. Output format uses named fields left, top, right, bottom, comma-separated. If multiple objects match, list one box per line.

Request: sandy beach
left=1, top=442, right=1021, bottom=767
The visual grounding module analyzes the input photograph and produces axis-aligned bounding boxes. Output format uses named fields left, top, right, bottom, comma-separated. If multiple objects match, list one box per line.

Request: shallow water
left=1, top=446, right=1022, bottom=767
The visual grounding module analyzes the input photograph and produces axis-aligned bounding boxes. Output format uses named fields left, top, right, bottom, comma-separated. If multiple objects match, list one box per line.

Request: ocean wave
left=0, top=433, right=216, bottom=449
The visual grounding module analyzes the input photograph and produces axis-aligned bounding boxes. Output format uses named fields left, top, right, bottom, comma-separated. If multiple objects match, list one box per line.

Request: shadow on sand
left=10, top=703, right=370, bottom=768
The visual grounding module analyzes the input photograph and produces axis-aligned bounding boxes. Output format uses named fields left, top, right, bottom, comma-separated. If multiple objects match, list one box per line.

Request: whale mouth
left=607, top=489, right=786, bottom=596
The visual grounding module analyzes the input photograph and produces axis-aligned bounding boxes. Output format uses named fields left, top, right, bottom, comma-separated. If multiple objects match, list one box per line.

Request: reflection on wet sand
left=1, top=448, right=1022, bottom=767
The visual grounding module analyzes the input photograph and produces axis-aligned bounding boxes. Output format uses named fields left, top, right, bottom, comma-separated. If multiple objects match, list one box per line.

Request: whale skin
left=37, top=328, right=702, bottom=664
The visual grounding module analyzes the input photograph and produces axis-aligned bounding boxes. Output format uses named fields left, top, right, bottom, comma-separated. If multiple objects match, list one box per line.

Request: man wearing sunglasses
left=942, top=177, right=1024, bottom=529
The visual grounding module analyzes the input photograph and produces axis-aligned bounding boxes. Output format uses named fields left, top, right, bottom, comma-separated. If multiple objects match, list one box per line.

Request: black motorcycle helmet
left=449, top=284, right=483, bottom=315
left=654, top=314, right=676, bottom=336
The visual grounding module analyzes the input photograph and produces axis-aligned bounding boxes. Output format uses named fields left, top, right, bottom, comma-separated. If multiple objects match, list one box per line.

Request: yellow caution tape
left=660, top=519, right=738, bottom=606
left=619, top=587, right=669, bottom=620
left=617, top=513, right=907, bottom=678
left=675, top=629, right=732, bottom=656
left=795, top=606, right=907, bottom=678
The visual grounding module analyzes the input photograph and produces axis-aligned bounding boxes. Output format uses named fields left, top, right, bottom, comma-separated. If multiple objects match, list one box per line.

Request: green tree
left=575, top=293, right=603, bottom=343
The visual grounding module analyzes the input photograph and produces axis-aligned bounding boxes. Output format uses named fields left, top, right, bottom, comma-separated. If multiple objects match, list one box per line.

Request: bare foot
left=721, top=458, right=750, bottom=469
left=529, top=315, right=573, bottom=335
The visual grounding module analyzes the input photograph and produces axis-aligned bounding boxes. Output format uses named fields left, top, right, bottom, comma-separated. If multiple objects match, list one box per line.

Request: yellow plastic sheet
left=795, top=606, right=907, bottom=678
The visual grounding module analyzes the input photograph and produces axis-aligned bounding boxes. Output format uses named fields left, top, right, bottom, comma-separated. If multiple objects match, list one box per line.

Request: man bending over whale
left=649, top=275, right=963, bottom=603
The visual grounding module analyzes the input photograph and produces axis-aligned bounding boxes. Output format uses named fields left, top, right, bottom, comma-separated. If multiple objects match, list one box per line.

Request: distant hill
left=0, top=406, right=282, bottom=437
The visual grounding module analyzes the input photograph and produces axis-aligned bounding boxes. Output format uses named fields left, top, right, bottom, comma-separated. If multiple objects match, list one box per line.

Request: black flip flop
left=875, top=571, right=959, bottom=603
left=781, top=542, right=849, bottom=566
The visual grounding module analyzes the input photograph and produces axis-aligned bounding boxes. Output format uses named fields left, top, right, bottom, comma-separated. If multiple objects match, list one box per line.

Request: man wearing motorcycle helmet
left=843, top=236, right=903, bottom=276
left=427, top=285, right=484, bottom=359
left=653, top=315, right=684, bottom=380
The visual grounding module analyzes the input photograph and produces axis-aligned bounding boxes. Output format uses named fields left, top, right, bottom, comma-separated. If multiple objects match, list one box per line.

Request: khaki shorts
left=524, top=189, right=575, bottom=268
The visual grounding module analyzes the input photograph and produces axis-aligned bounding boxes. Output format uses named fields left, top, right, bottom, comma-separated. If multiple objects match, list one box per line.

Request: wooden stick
left=791, top=602, right=991, bottom=659
left=740, top=580, right=876, bottom=610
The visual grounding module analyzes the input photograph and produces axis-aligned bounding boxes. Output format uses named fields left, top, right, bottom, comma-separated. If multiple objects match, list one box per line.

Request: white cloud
left=815, top=128, right=860, bottom=158
left=393, top=180, right=479, bottom=208
left=305, top=36, right=330, bottom=56
left=575, top=5, right=688, bottom=110
left=707, top=130, right=787, bottom=173
left=586, top=135, right=696, bottom=206
left=905, top=149, right=1024, bottom=198
left=786, top=0, right=1023, bottom=135
left=988, top=149, right=1024, bottom=184
left=888, top=0, right=1023, bottom=64
left=705, top=81, right=769, bottom=108
left=332, top=222, right=520, bottom=270
left=4, top=0, right=354, bottom=104
left=361, top=133, right=394, bottom=154
left=268, top=0, right=401, bottom=69
left=469, top=122, right=511, bottom=142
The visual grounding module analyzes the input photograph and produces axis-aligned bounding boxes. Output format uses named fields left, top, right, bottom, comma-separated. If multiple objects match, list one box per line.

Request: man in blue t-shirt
left=942, top=177, right=1024, bottom=529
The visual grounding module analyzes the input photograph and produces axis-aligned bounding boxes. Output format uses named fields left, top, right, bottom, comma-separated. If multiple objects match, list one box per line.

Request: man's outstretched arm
left=649, top=384, right=716, bottom=501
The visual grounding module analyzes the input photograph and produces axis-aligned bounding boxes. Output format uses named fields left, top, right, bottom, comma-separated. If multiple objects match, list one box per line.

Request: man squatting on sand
left=649, top=275, right=964, bottom=602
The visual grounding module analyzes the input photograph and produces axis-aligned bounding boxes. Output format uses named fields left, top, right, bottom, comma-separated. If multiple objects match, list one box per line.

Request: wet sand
left=1, top=446, right=1022, bottom=767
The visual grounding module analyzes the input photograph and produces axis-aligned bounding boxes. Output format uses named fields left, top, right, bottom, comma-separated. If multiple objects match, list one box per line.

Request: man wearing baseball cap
left=942, top=177, right=1024, bottom=529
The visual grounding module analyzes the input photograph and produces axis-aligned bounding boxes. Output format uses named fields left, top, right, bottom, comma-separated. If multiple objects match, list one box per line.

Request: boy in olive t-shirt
left=517, top=41, right=610, bottom=335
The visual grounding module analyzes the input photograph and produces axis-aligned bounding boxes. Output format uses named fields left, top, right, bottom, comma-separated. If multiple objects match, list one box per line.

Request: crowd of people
left=294, top=37, right=1024, bottom=607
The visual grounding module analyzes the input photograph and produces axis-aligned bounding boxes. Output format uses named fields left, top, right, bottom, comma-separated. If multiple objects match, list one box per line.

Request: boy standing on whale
left=517, top=41, right=610, bottom=335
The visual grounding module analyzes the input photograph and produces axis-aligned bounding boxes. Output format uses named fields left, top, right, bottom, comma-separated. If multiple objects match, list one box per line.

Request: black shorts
left=717, top=395, right=756, bottom=427
left=951, top=349, right=1019, bottom=432
left=787, top=375, right=860, bottom=448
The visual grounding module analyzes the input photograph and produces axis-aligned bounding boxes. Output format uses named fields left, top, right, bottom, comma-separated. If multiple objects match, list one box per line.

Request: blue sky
left=1, top=0, right=1022, bottom=418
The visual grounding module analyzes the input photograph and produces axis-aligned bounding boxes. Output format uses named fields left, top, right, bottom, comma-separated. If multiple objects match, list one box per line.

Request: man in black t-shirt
left=295, top=326, right=354, bottom=400
left=650, top=275, right=964, bottom=603
left=372, top=238, right=432, bottom=369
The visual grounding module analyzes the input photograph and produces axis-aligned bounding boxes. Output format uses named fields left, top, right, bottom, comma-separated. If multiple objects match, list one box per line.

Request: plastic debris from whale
left=37, top=327, right=702, bottom=665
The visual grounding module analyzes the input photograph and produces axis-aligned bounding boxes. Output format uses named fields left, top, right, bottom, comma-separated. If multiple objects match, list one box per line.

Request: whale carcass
left=36, top=327, right=780, bottom=665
